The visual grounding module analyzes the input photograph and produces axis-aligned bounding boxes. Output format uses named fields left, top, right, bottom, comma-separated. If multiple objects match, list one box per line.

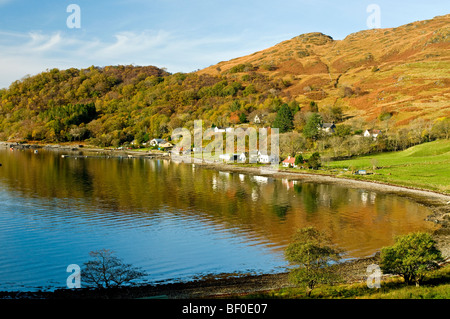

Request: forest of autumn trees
left=0, top=64, right=449, bottom=159
left=0, top=64, right=295, bottom=147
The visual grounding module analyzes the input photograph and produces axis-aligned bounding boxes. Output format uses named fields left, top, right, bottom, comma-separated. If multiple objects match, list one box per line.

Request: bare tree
left=82, top=249, right=147, bottom=289
left=279, top=131, right=306, bottom=157
left=371, top=158, right=378, bottom=171
left=328, top=136, right=343, bottom=158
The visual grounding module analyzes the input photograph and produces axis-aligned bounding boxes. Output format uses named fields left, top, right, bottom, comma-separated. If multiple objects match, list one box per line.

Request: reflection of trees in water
left=293, top=182, right=375, bottom=215
left=70, top=160, right=94, bottom=196
left=0, top=149, right=95, bottom=199
left=0, top=150, right=436, bottom=258
left=272, top=204, right=291, bottom=219
left=271, top=182, right=291, bottom=220
left=294, top=183, right=319, bottom=214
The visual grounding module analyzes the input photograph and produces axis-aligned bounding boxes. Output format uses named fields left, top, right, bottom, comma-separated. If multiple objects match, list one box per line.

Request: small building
left=159, top=142, right=173, bottom=150
left=214, top=126, right=235, bottom=133
left=239, top=152, right=248, bottom=163
left=248, top=150, right=259, bottom=163
left=259, top=154, right=270, bottom=163
left=219, top=153, right=239, bottom=162
left=150, top=138, right=167, bottom=147
left=372, top=129, right=382, bottom=139
left=282, top=156, right=296, bottom=168
left=249, top=111, right=268, bottom=125
left=214, top=127, right=226, bottom=133
left=259, top=153, right=278, bottom=164
left=214, top=126, right=234, bottom=134
left=364, top=129, right=382, bottom=140
left=321, top=123, right=336, bottom=134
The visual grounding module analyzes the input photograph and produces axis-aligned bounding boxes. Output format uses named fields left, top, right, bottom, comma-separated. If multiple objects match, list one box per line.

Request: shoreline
left=190, top=161, right=450, bottom=260
left=1, top=141, right=449, bottom=298
left=4, top=141, right=449, bottom=202
left=0, top=255, right=381, bottom=299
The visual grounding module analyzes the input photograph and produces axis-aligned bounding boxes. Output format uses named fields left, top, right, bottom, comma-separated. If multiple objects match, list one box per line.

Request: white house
left=159, top=142, right=173, bottom=149
left=249, top=111, right=268, bottom=125
left=282, top=156, right=296, bottom=168
left=219, top=153, right=239, bottom=162
left=248, top=150, right=259, bottom=163
left=372, top=129, right=382, bottom=139
left=214, top=126, right=234, bottom=134
left=239, top=152, right=248, bottom=163
left=259, top=154, right=278, bottom=164
left=320, top=123, right=336, bottom=134
left=364, top=129, right=382, bottom=140
left=150, top=138, right=167, bottom=146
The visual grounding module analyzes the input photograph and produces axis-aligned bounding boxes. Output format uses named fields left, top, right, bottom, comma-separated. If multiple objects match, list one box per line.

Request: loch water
left=0, top=148, right=437, bottom=291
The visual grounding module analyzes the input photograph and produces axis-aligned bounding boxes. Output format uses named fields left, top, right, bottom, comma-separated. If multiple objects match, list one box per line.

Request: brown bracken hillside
left=198, top=14, right=450, bottom=125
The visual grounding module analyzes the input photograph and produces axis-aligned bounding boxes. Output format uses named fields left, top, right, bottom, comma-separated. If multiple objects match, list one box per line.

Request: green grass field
left=325, top=139, right=450, bottom=194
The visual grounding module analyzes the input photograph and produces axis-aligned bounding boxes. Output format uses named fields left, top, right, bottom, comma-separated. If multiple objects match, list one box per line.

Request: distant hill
left=0, top=14, right=448, bottom=146
left=199, top=14, right=450, bottom=124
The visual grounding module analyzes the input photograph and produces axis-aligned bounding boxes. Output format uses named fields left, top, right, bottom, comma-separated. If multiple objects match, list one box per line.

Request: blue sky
left=0, top=0, right=448, bottom=88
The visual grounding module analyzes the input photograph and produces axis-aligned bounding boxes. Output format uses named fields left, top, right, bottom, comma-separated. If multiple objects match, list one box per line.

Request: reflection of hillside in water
left=0, top=149, right=437, bottom=258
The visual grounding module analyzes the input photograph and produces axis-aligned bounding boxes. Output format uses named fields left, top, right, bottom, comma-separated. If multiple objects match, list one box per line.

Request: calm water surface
left=0, top=148, right=437, bottom=291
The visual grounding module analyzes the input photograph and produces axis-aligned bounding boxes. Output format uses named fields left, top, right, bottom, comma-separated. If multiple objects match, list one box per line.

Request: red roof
left=282, top=156, right=296, bottom=164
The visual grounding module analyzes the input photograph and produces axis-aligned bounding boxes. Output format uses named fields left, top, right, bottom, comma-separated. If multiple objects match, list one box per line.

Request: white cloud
left=0, top=27, right=286, bottom=88
left=0, top=32, right=72, bottom=88
left=93, top=30, right=172, bottom=60
left=28, top=32, right=62, bottom=52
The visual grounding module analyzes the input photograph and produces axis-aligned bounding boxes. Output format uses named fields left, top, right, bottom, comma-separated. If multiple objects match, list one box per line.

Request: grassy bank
left=239, top=264, right=450, bottom=299
left=316, top=139, right=450, bottom=194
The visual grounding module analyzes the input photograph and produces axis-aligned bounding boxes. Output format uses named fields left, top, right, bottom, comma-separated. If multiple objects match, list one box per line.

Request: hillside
left=0, top=14, right=448, bottom=147
left=200, top=14, right=450, bottom=124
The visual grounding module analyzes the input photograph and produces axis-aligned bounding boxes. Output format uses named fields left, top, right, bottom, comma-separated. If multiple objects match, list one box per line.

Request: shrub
left=303, top=113, right=322, bottom=140
left=380, top=232, right=444, bottom=286
left=272, top=104, right=294, bottom=133
left=295, top=154, right=304, bottom=166
left=229, top=63, right=254, bottom=74
left=260, top=62, right=277, bottom=71
left=307, top=152, right=321, bottom=170
left=334, top=124, right=352, bottom=137
left=285, top=227, right=341, bottom=296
